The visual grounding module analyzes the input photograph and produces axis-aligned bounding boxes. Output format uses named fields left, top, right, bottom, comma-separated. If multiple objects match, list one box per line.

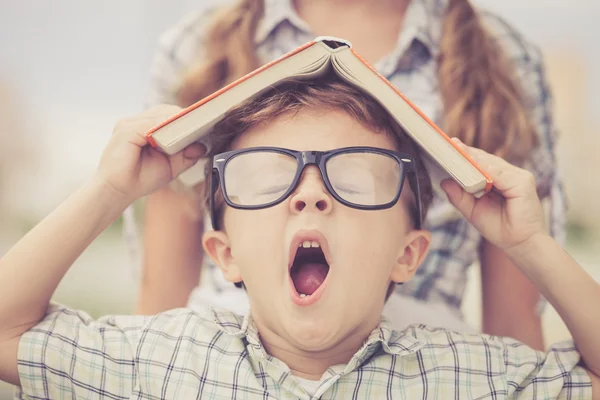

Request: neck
left=253, top=313, right=381, bottom=380
left=293, top=0, right=411, bottom=65
left=294, top=0, right=410, bottom=14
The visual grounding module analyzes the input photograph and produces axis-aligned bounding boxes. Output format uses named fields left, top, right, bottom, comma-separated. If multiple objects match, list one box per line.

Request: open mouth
left=289, top=238, right=330, bottom=302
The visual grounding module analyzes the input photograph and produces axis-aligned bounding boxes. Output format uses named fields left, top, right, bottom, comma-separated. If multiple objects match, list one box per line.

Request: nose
left=289, top=166, right=333, bottom=214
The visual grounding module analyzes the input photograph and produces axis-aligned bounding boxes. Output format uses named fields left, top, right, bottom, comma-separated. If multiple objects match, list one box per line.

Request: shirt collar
left=254, top=0, right=448, bottom=58
left=342, top=316, right=424, bottom=373
left=396, top=0, right=446, bottom=58
left=211, top=308, right=423, bottom=366
left=254, top=0, right=311, bottom=45
left=210, top=307, right=261, bottom=344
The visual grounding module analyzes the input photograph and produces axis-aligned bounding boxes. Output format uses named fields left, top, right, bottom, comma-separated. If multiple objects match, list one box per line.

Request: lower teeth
left=300, top=294, right=307, bottom=298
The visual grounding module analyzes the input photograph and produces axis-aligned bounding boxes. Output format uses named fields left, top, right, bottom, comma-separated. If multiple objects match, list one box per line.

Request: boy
left=0, top=78, right=598, bottom=399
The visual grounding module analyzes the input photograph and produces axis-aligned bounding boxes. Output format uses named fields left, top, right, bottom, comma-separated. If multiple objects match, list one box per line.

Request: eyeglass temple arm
left=210, top=168, right=220, bottom=230
left=406, top=161, right=423, bottom=230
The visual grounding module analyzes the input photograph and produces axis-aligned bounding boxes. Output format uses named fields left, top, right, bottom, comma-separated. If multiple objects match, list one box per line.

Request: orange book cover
left=144, top=40, right=317, bottom=148
left=145, top=37, right=493, bottom=194
left=348, top=47, right=493, bottom=193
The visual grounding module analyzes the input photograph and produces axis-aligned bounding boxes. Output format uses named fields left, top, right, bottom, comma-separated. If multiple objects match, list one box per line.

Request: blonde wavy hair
left=176, top=0, right=538, bottom=166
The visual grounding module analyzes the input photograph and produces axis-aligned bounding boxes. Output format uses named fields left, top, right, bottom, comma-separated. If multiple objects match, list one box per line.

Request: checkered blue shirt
left=135, top=0, right=567, bottom=309
left=16, top=305, right=591, bottom=399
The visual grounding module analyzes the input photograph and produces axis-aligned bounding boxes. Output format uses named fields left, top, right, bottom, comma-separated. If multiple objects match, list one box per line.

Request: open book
left=146, top=37, right=493, bottom=197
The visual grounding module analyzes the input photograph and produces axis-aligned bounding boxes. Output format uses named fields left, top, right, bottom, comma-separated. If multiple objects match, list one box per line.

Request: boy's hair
left=177, top=0, right=538, bottom=168
left=201, top=77, right=434, bottom=230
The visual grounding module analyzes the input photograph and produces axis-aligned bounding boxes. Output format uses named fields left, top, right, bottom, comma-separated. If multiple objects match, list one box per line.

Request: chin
left=282, top=313, right=352, bottom=351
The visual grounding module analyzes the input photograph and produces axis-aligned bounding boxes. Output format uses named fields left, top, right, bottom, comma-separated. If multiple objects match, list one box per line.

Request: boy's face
left=203, top=109, right=430, bottom=352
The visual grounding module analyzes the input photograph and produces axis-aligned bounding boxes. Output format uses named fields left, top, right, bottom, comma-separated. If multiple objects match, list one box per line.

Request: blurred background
left=1, top=0, right=599, bottom=396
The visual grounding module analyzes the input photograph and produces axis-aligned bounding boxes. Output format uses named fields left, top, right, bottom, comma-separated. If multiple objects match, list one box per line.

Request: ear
left=202, top=230, right=243, bottom=284
left=390, top=229, right=431, bottom=283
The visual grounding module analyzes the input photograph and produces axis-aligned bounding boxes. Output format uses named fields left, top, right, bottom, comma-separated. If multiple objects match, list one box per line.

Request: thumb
left=441, top=179, right=475, bottom=219
left=169, top=142, right=206, bottom=178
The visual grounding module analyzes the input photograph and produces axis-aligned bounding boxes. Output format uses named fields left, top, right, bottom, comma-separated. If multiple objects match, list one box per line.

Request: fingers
left=113, top=104, right=182, bottom=147
left=168, top=142, right=206, bottom=178
left=441, top=179, right=476, bottom=219
left=182, top=143, right=206, bottom=159
left=451, top=138, right=535, bottom=197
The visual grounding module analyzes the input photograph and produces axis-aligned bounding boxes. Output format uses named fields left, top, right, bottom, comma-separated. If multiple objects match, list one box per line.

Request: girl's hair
left=177, top=0, right=537, bottom=165
left=177, top=0, right=264, bottom=107
left=202, top=77, right=434, bottom=228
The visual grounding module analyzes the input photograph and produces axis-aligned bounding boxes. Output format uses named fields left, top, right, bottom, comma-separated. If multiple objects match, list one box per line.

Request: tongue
left=293, top=263, right=328, bottom=295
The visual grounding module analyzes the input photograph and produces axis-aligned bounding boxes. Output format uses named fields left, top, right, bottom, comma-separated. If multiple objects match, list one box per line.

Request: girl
left=130, top=0, right=565, bottom=350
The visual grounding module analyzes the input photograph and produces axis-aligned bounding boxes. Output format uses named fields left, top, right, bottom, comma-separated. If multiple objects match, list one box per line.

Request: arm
left=0, top=181, right=130, bottom=385
left=137, top=187, right=204, bottom=314
left=508, top=231, right=600, bottom=382
left=478, top=37, right=567, bottom=351
left=480, top=240, right=545, bottom=350
left=442, top=140, right=600, bottom=386
left=0, top=105, right=204, bottom=385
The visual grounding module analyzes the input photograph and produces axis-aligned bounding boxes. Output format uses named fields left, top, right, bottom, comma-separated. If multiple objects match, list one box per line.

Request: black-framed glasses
left=209, top=146, right=423, bottom=230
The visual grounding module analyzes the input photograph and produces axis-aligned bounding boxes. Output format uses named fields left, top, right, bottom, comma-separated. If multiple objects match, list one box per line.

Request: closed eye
left=257, top=184, right=289, bottom=196
left=333, top=184, right=364, bottom=195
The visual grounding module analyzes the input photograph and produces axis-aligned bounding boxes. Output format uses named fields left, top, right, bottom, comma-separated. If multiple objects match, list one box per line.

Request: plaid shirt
left=16, top=306, right=591, bottom=399
left=131, top=0, right=567, bottom=309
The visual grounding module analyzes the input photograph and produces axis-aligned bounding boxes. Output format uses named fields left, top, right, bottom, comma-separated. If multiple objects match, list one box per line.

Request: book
left=146, top=36, right=493, bottom=197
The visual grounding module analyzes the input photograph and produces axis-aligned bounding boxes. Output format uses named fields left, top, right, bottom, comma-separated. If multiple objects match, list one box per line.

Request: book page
left=331, top=49, right=487, bottom=195
left=156, top=43, right=333, bottom=154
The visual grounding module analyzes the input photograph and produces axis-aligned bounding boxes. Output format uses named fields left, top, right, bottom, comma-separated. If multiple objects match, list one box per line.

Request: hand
left=441, top=139, right=547, bottom=253
left=95, top=105, right=206, bottom=204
